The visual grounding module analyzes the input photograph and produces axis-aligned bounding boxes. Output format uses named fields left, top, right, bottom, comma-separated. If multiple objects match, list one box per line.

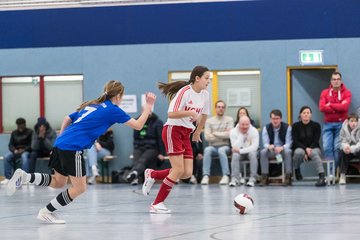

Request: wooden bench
left=99, top=155, right=117, bottom=183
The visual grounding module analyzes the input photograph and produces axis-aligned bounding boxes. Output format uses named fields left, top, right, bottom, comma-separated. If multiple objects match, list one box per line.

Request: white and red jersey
left=165, top=84, right=210, bottom=130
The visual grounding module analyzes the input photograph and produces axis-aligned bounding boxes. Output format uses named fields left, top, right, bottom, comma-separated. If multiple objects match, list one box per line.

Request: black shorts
left=49, top=147, right=86, bottom=177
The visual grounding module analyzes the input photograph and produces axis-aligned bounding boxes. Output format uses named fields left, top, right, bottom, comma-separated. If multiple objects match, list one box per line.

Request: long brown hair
left=77, top=80, right=125, bottom=111
left=158, top=65, right=209, bottom=100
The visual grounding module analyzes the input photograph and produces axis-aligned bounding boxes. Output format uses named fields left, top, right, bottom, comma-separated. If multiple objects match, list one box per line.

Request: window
left=0, top=75, right=83, bottom=132
left=169, top=69, right=261, bottom=126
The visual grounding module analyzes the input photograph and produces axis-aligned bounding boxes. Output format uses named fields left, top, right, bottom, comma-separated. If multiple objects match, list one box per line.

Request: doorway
left=287, top=66, right=338, bottom=125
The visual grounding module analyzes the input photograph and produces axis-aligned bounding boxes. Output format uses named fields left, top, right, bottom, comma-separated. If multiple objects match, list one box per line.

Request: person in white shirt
left=229, top=116, right=259, bottom=187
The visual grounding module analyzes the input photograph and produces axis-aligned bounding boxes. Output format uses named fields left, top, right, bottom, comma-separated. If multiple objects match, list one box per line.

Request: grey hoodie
left=340, top=119, right=360, bottom=153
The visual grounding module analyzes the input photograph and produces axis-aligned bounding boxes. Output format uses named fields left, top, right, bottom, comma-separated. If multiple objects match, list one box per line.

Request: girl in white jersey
left=7, top=80, right=156, bottom=224
left=142, top=66, right=210, bottom=213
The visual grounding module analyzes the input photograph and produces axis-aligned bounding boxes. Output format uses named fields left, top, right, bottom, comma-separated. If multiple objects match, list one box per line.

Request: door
left=287, top=66, right=337, bottom=125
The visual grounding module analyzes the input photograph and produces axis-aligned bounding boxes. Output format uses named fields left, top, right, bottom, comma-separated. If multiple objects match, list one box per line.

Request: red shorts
left=162, top=125, right=193, bottom=159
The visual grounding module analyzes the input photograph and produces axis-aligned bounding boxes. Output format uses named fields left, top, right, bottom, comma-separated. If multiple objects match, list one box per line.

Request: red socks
left=151, top=168, right=171, bottom=180
left=153, top=177, right=176, bottom=205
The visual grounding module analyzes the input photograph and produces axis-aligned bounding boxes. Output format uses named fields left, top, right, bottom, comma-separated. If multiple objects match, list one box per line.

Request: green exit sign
left=299, top=50, right=324, bottom=65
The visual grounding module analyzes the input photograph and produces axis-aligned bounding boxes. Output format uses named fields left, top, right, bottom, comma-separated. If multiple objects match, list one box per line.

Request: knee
left=183, top=169, right=192, bottom=179
left=73, top=184, right=87, bottom=195
left=248, top=151, right=257, bottom=159
left=260, top=149, right=267, bottom=158
left=218, top=146, right=229, bottom=155
left=284, top=149, right=292, bottom=156
left=203, top=147, right=212, bottom=156
left=172, top=168, right=185, bottom=178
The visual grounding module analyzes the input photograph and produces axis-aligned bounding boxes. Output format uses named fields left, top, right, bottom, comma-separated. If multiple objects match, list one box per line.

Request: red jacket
left=319, top=83, right=351, bottom=123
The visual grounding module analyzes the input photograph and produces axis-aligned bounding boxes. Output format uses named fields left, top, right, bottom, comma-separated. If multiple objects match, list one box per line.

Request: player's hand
left=232, top=147, right=240, bottom=153
left=145, top=92, right=156, bottom=106
left=192, top=131, right=202, bottom=142
left=189, top=111, right=198, bottom=122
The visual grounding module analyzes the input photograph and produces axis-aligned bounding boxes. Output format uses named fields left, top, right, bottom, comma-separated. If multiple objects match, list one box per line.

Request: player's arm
left=193, top=114, right=207, bottom=142
left=168, top=111, right=196, bottom=119
left=125, top=92, right=156, bottom=130
left=59, top=116, right=73, bottom=134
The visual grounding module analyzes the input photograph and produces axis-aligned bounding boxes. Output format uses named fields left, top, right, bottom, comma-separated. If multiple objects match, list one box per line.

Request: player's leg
left=37, top=149, right=86, bottom=224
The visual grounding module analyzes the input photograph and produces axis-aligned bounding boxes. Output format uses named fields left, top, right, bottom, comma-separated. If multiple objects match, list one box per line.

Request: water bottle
left=276, top=153, right=283, bottom=163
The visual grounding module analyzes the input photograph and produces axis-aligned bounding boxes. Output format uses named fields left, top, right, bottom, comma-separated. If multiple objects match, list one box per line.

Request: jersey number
left=73, top=106, right=97, bottom=123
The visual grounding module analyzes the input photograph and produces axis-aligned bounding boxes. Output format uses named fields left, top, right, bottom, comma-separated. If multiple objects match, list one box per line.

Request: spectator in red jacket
left=319, top=71, right=352, bottom=177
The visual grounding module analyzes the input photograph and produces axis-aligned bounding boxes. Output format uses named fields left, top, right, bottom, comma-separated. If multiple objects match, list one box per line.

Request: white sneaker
left=92, top=166, right=99, bottom=177
left=239, top=178, right=246, bottom=185
left=7, top=169, right=28, bottom=196
left=219, top=175, right=229, bottom=185
left=200, top=175, right=209, bottom=185
left=142, top=169, right=155, bottom=196
left=150, top=202, right=171, bottom=214
left=246, top=177, right=256, bottom=187
left=37, top=208, right=66, bottom=224
left=126, top=170, right=138, bottom=183
left=87, top=176, right=96, bottom=185
left=339, top=174, right=346, bottom=185
left=130, top=178, right=138, bottom=185
left=0, top=178, right=9, bottom=185
left=327, top=174, right=334, bottom=183
left=189, top=175, right=197, bottom=184
left=229, top=177, right=239, bottom=187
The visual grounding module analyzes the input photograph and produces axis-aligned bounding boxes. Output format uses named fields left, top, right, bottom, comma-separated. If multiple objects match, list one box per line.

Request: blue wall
left=1, top=0, right=360, bottom=48
left=1, top=1, right=360, bottom=175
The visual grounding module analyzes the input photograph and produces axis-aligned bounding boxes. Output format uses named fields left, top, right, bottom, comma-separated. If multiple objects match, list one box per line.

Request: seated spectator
left=1, top=118, right=32, bottom=185
left=229, top=116, right=259, bottom=187
left=126, top=112, right=165, bottom=185
left=259, top=109, right=292, bottom=186
left=29, top=117, right=57, bottom=173
left=234, top=107, right=257, bottom=127
left=292, top=106, right=325, bottom=187
left=87, top=128, right=114, bottom=184
left=339, top=113, right=360, bottom=184
left=201, top=100, right=234, bottom=185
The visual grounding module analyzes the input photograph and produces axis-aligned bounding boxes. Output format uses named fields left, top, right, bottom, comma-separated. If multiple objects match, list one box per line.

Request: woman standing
left=142, top=66, right=210, bottom=213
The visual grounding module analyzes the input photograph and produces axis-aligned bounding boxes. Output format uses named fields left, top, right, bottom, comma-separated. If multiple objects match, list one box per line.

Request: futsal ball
left=234, top=193, right=254, bottom=214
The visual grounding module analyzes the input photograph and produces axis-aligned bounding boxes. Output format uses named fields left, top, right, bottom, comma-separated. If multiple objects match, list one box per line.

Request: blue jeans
left=202, top=145, right=230, bottom=176
left=86, top=144, right=111, bottom=176
left=322, top=122, right=342, bottom=170
left=3, top=151, right=30, bottom=179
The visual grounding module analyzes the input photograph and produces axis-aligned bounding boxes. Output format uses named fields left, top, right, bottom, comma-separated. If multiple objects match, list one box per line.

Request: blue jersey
left=54, top=100, right=131, bottom=151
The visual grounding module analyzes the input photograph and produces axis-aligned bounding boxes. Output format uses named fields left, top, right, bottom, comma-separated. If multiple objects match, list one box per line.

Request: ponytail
left=77, top=80, right=124, bottom=111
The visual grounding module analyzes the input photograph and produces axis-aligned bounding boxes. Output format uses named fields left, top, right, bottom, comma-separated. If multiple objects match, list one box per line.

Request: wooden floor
left=1, top=181, right=360, bottom=240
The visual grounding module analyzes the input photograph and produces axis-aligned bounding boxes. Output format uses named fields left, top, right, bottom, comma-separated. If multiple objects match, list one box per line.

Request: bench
left=0, top=154, right=117, bottom=183
left=345, top=158, right=360, bottom=179
left=293, top=159, right=335, bottom=185
left=99, top=155, right=117, bottom=183
left=242, top=159, right=285, bottom=184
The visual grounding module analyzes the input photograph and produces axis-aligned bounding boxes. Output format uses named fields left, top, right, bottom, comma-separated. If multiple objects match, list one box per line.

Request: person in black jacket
left=126, top=112, right=165, bottom=185
left=29, top=117, right=57, bottom=173
left=1, top=118, right=33, bottom=184
left=292, top=106, right=325, bottom=186
left=86, top=128, right=114, bottom=184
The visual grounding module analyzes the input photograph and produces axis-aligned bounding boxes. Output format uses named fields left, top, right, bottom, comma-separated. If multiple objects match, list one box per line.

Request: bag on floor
left=111, top=166, right=132, bottom=183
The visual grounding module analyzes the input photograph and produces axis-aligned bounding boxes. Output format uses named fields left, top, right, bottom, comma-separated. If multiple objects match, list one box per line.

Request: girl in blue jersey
left=7, top=80, right=156, bottom=224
